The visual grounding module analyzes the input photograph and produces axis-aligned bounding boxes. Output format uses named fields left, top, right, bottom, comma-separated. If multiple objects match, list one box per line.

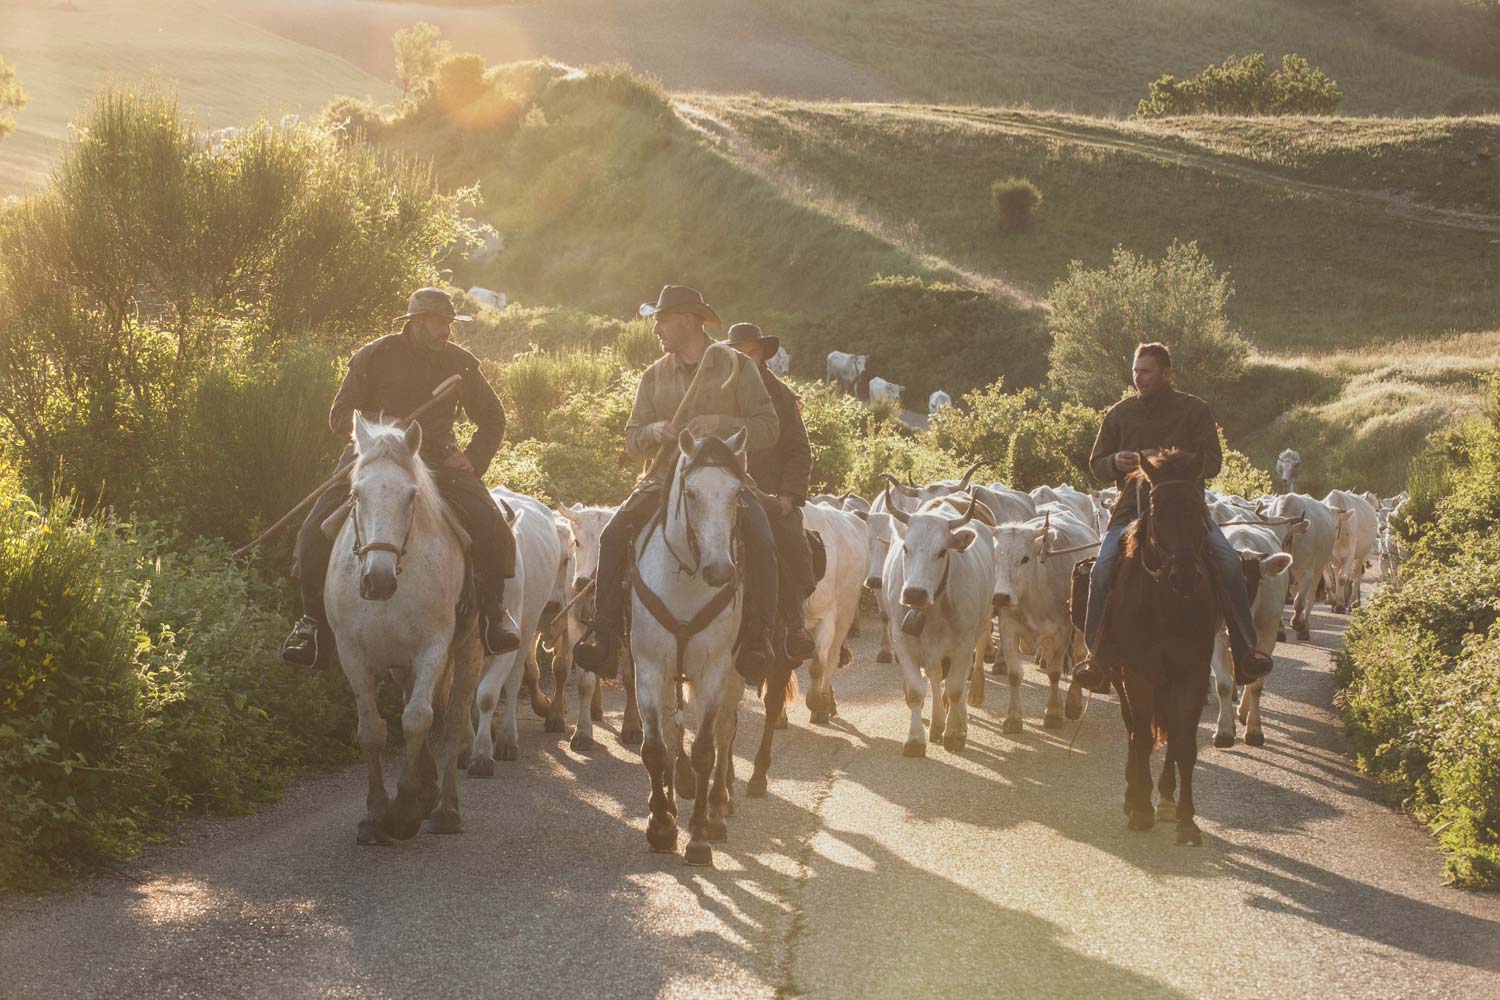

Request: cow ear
left=949, top=526, right=977, bottom=551
left=1261, top=553, right=1294, bottom=577
left=403, top=420, right=423, bottom=456
left=854, top=509, right=869, bottom=522
left=1296, top=520, right=1309, bottom=534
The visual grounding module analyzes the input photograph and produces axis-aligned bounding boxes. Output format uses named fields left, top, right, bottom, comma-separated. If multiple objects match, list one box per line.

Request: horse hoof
left=467, top=756, right=495, bottom=778
left=356, top=819, right=393, bottom=846
left=1127, top=810, right=1155, bottom=832
left=810, top=710, right=830, bottom=726
left=1277, top=629, right=1287, bottom=643
left=1246, top=730, right=1265, bottom=747
left=1213, top=732, right=1235, bottom=749
left=646, top=823, right=678, bottom=854
left=902, top=739, right=926, bottom=758
left=544, top=716, right=566, bottom=734
left=747, top=775, right=769, bottom=798
left=495, top=743, right=519, bottom=762
left=570, top=734, right=596, bottom=753
left=1003, top=717, right=1024, bottom=735
left=942, top=732, right=967, bottom=753
left=1043, top=712, right=1064, bottom=730
left=683, top=842, right=714, bottom=867
left=1296, top=628, right=1311, bottom=641
left=1156, top=800, right=1178, bottom=821
left=591, top=703, right=605, bottom=723
left=1176, top=826, right=1203, bottom=847
left=425, top=808, right=463, bottom=835
left=620, top=727, right=643, bottom=749
left=455, top=750, right=470, bottom=770
left=381, top=812, right=423, bottom=842
left=705, top=821, right=728, bottom=843
left=876, top=650, right=893, bottom=664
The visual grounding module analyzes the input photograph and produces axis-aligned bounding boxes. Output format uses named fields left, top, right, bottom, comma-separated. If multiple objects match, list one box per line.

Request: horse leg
left=749, top=657, right=793, bottom=797
left=673, top=712, right=697, bottom=802
left=997, top=617, right=1025, bottom=735
left=590, top=678, right=605, bottom=722
left=1173, top=690, right=1203, bottom=847
left=1156, top=739, right=1179, bottom=822
left=637, top=664, right=678, bottom=854
left=706, top=679, right=740, bottom=840
left=1064, top=629, right=1086, bottom=721
left=1123, top=680, right=1156, bottom=831
left=900, top=654, right=928, bottom=757
left=684, top=711, right=719, bottom=867
left=1240, top=677, right=1266, bottom=747
left=1210, top=636, right=1236, bottom=749
left=467, top=653, right=505, bottom=777
left=384, top=646, right=447, bottom=840
left=348, top=669, right=392, bottom=845
left=429, top=637, right=482, bottom=834
left=571, top=666, right=598, bottom=752
left=494, top=654, right=522, bottom=762
left=620, top=648, right=644, bottom=749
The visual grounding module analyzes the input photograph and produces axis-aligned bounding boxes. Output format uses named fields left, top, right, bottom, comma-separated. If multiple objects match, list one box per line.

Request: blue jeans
left=1084, top=520, right=1257, bottom=661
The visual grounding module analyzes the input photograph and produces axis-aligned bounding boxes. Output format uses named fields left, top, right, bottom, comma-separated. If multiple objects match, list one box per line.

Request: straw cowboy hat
left=638, top=285, right=721, bottom=325
left=393, top=287, right=473, bottom=324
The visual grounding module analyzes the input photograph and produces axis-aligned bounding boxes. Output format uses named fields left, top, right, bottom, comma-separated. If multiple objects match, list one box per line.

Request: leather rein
left=350, top=490, right=418, bottom=574
left=1139, top=479, right=1209, bottom=584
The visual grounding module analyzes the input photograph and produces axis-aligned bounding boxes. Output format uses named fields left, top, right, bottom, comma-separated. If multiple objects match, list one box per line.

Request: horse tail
left=524, top=655, right=554, bottom=717
left=783, top=670, right=800, bottom=708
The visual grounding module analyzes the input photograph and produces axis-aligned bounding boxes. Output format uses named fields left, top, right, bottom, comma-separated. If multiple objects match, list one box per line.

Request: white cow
left=858, top=505, right=904, bottom=665
left=767, top=347, right=790, bottom=377
left=468, top=487, right=566, bottom=774
left=1208, top=525, right=1294, bottom=748
left=825, top=351, right=868, bottom=395
left=205, top=125, right=241, bottom=155
left=1375, top=506, right=1403, bottom=583
left=882, top=498, right=996, bottom=755
left=799, top=503, right=868, bottom=724
left=548, top=504, right=618, bottom=750
left=1265, top=493, right=1338, bottom=641
left=1031, top=485, right=1097, bottom=535
left=1322, top=490, right=1379, bottom=614
left=467, top=286, right=507, bottom=310
left=988, top=511, right=1097, bottom=734
left=869, top=377, right=904, bottom=404
left=1276, top=449, right=1302, bottom=494
left=976, top=483, right=1038, bottom=525
left=928, top=390, right=952, bottom=415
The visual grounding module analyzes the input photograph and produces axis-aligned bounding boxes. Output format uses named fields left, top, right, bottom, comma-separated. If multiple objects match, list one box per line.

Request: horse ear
left=726, top=426, right=748, bottom=456
left=677, top=428, right=696, bottom=458
left=403, top=420, right=423, bottom=456
left=353, top=412, right=375, bottom=452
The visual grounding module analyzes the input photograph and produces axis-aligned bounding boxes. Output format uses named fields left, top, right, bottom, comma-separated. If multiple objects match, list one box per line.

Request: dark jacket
left=329, top=330, right=507, bottom=477
left=749, top=368, right=813, bottom=505
left=1088, top=385, right=1222, bottom=527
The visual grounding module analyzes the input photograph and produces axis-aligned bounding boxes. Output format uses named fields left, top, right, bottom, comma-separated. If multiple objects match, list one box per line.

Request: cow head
left=893, top=498, right=979, bottom=610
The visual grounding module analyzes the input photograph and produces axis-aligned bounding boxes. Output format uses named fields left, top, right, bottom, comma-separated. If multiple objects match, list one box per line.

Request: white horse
left=328, top=415, right=482, bottom=844
left=631, top=429, right=749, bottom=866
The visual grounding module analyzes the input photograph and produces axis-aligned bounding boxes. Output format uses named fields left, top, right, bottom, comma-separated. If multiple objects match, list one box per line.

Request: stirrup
left=281, top=615, right=325, bottom=669
left=573, top=626, right=620, bottom=679
left=1071, top=655, right=1113, bottom=694
left=483, top=609, right=521, bottom=656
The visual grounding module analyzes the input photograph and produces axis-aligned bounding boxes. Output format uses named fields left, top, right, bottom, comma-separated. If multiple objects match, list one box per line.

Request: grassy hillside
left=0, top=0, right=395, bottom=197
left=753, top=0, right=1499, bottom=115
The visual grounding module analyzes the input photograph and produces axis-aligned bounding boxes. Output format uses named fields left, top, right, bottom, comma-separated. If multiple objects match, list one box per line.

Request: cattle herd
left=448, top=451, right=1406, bottom=856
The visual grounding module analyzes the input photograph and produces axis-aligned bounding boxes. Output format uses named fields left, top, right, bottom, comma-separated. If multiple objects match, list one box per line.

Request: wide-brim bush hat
left=394, top=287, right=472, bottom=323
left=726, top=322, right=779, bottom=359
left=638, top=285, right=721, bottom=325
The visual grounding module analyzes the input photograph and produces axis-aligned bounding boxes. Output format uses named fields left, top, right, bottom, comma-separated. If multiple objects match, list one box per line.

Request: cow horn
left=883, top=486, right=910, bottom=524
left=905, top=472, right=917, bottom=488
left=878, top=473, right=918, bottom=497
left=948, top=499, right=977, bottom=529
left=955, top=460, right=983, bottom=492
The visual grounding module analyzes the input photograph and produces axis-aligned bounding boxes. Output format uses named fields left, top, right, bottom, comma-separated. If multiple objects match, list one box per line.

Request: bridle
left=1140, top=479, right=1208, bottom=586
left=659, top=451, right=744, bottom=582
left=350, top=486, right=417, bottom=575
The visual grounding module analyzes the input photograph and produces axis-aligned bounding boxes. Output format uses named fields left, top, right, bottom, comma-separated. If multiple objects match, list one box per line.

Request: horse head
left=1130, top=448, right=1208, bottom=596
left=350, top=413, right=431, bottom=601
left=671, top=427, right=749, bottom=587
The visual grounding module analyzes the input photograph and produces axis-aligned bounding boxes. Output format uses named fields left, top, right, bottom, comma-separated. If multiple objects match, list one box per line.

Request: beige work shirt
left=624, top=336, right=781, bottom=464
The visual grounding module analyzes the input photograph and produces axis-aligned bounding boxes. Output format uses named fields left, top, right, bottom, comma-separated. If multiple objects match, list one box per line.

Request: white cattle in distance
left=205, top=125, right=241, bottom=155
left=1375, top=506, right=1403, bottom=583
left=470, top=227, right=505, bottom=263
left=928, top=390, right=952, bottom=415
left=467, top=286, right=507, bottom=310
left=799, top=503, right=869, bottom=724
left=988, top=511, right=1097, bottom=734
left=1208, top=524, right=1294, bottom=749
left=1322, top=490, right=1379, bottom=613
left=868, top=377, right=904, bottom=404
left=1276, top=449, right=1302, bottom=494
left=825, top=351, right=868, bottom=395
left=279, top=113, right=301, bottom=130
left=767, top=347, right=791, bottom=377
left=1265, top=493, right=1339, bottom=641
left=881, top=497, right=996, bottom=756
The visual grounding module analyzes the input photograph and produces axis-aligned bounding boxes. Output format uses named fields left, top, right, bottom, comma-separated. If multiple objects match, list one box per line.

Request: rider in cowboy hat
left=281, top=287, right=521, bottom=667
left=571, top=285, right=788, bottom=684
left=726, top=322, right=818, bottom=662
left=1073, top=342, right=1274, bottom=692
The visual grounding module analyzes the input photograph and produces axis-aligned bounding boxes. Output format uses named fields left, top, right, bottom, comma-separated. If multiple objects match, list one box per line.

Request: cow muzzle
left=901, top=586, right=931, bottom=609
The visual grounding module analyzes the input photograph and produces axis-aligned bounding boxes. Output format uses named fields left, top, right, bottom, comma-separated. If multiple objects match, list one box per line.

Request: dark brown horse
left=1096, top=449, right=1217, bottom=846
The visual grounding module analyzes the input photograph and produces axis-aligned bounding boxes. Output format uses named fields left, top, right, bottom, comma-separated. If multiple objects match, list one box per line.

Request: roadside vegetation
left=1339, top=375, right=1500, bottom=888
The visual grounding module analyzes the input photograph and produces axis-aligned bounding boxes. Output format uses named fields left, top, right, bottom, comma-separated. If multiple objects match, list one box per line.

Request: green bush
left=990, top=176, right=1043, bottom=231
left=1134, top=53, right=1342, bottom=118
left=1209, top=429, right=1275, bottom=499
left=797, top=380, right=867, bottom=493
left=1339, top=375, right=1500, bottom=886
left=1005, top=403, right=1099, bottom=490
left=1047, top=241, right=1252, bottom=411
left=501, top=351, right=565, bottom=440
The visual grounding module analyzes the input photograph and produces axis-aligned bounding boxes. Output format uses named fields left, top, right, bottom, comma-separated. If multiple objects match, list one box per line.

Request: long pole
left=232, top=373, right=465, bottom=558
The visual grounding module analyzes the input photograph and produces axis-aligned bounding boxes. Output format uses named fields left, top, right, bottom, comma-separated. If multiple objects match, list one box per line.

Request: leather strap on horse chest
left=628, top=561, right=738, bottom=709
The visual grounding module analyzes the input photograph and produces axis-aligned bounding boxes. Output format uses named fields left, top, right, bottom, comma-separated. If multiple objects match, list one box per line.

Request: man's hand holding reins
left=1114, top=450, right=1142, bottom=473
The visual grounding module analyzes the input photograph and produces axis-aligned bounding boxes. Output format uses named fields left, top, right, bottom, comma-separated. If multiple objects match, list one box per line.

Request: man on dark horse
left=725, top=322, right=818, bottom=662
left=281, top=287, right=521, bottom=667
left=571, top=286, right=812, bottom=684
left=1074, top=342, right=1274, bottom=692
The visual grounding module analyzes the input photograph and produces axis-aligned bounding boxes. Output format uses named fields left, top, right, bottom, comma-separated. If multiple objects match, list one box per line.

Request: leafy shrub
left=1047, top=241, right=1251, bottom=410
left=926, top=381, right=1031, bottom=477
left=501, top=351, right=565, bottom=440
left=393, top=21, right=452, bottom=99
left=1005, top=403, right=1099, bottom=490
left=0, top=56, right=25, bottom=141
left=990, top=177, right=1043, bottom=231
left=616, top=320, right=663, bottom=371
left=797, top=380, right=868, bottom=493
left=1134, top=53, right=1342, bottom=118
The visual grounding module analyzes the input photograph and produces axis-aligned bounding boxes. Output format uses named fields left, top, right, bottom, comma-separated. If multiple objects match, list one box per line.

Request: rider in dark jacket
left=281, top=288, right=520, bottom=667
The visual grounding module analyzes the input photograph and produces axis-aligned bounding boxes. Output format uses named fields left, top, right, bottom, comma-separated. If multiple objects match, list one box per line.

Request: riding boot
left=781, top=603, right=816, bottom=661
left=282, top=481, right=345, bottom=669
left=477, top=571, right=521, bottom=656
left=572, top=487, right=659, bottom=679
left=735, top=490, right=779, bottom=684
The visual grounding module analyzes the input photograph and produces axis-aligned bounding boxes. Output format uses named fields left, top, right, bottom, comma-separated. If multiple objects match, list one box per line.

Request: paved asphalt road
left=4, top=603, right=1499, bottom=1000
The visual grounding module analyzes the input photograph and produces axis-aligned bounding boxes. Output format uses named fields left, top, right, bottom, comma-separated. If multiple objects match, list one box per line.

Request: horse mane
left=1121, top=448, right=1203, bottom=559
left=352, top=421, right=443, bottom=512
